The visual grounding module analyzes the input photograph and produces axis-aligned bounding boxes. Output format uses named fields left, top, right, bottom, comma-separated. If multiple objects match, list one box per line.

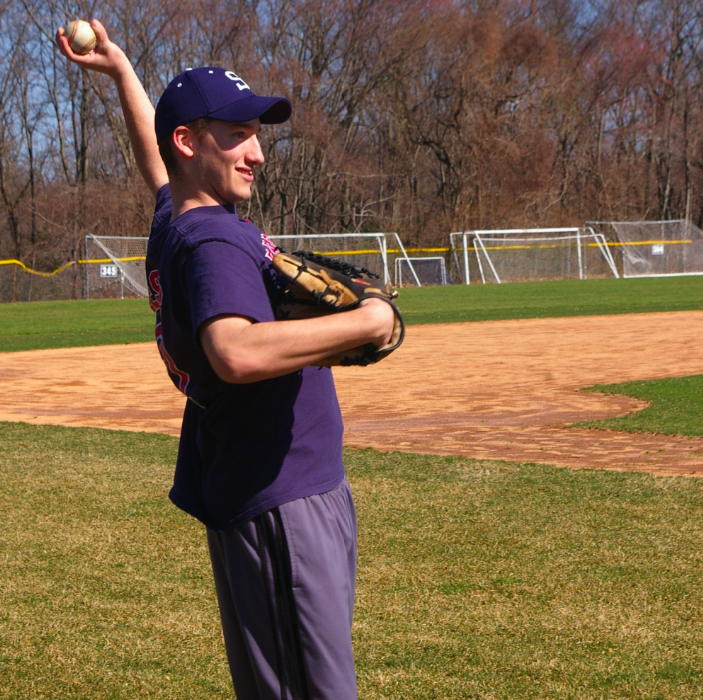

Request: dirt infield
left=1, top=311, right=702, bottom=475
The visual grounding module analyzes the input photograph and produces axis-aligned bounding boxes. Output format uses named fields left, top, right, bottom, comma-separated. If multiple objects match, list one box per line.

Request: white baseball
left=64, top=20, right=98, bottom=55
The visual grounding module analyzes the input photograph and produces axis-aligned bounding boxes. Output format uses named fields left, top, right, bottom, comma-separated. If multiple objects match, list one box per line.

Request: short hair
left=157, top=117, right=212, bottom=176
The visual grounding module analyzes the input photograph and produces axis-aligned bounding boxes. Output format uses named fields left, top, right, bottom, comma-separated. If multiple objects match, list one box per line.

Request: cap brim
left=208, top=95, right=292, bottom=125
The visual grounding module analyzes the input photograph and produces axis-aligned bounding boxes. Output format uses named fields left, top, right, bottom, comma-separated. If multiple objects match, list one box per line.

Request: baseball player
left=57, top=19, right=395, bottom=700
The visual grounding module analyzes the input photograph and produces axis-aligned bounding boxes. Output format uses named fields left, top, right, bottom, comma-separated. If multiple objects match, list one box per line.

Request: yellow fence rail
left=0, top=259, right=77, bottom=278
left=0, top=257, right=147, bottom=277
left=1, top=239, right=691, bottom=275
left=313, top=240, right=693, bottom=256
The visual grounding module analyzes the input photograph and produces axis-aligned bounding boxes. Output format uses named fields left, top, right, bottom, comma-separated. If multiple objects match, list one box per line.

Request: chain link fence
left=0, top=235, right=150, bottom=303
left=0, top=261, right=85, bottom=303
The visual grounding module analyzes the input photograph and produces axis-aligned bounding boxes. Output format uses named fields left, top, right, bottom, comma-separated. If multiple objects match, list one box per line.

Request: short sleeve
left=153, top=184, right=172, bottom=227
left=185, top=240, right=275, bottom=338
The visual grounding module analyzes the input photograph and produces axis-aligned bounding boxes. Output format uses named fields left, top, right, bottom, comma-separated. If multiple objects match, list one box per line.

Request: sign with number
left=651, top=244, right=664, bottom=256
left=100, top=264, right=118, bottom=278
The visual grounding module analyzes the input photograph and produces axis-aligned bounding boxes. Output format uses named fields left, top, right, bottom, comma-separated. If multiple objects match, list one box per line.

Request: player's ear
left=172, top=126, right=196, bottom=159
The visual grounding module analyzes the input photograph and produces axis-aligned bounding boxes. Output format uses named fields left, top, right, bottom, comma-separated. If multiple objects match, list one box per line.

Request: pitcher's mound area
left=1, top=312, right=702, bottom=476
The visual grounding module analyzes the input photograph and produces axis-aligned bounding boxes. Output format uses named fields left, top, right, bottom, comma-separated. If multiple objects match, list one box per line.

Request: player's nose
left=246, top=134, right=265, bottom=166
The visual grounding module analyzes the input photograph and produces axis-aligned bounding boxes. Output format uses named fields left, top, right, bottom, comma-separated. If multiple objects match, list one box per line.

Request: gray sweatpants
left=206, top=478, right=358, bottom=700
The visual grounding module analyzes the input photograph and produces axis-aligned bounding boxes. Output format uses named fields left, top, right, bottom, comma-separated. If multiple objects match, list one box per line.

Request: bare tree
left=3, top=0, right=703, bottom=301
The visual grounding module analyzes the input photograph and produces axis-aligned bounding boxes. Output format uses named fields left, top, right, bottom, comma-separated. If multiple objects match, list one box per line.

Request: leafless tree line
left=2, top=0, right=703, bottom=291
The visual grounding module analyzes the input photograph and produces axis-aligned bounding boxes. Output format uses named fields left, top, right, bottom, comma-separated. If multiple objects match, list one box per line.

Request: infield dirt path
left=1, top=311, right=702, bottom=475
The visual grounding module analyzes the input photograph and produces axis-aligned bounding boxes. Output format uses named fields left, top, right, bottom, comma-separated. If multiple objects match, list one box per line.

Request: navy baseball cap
left=155, top=67, right=292, bottom=143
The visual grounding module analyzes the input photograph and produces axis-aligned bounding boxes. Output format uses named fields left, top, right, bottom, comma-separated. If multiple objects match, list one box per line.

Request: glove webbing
left=291, top=250, right=380, bottom=280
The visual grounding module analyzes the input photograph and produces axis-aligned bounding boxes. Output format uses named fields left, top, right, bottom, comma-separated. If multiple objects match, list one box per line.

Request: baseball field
left=2, top=277, right=703, bottom=699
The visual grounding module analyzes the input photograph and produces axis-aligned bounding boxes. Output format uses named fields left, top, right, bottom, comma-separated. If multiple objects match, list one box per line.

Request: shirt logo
left=148, top=269, right=190, bottom=395
left=148, top=270, right=162, bottom=312
left=261, top=233, right=278, bottom=261
left=155, top=322, right=190, bottom=395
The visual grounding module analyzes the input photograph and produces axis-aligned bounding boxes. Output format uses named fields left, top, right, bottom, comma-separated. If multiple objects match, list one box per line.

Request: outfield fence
left=0, top=259, right=84, bottom=303
left=586, top=220, right=703, bottom=278
left=10, top=220, right=697, bottom=301
left=448, top=221, right=703, bottom=283
left=0, top=257, right=147, bottom=303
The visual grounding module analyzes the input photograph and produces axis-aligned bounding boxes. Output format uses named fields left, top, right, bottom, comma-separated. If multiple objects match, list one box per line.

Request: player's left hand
left=359, top=297, right=396, bottom=348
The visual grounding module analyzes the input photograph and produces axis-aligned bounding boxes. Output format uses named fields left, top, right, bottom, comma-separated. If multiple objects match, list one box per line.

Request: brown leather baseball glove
left=272, top=250, right=405, bottom=366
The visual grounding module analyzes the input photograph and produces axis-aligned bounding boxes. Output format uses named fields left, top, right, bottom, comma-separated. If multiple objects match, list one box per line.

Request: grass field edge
left=572, top=375, right=703, bottom=438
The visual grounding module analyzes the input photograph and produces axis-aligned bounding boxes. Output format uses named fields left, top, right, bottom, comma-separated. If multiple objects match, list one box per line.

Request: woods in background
left=2, top=0, right=703, bottom=290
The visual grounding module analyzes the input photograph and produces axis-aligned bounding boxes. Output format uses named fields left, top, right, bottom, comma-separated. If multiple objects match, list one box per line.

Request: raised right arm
left=56, top=19, right=168, bottom=196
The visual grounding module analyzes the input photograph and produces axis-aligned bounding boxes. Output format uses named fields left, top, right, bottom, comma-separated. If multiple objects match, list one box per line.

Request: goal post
left=585, top=220, right=703, bottom=278
left=449, top=228, right=619, bottom=284
left=83, top=231, right=427, bottom=300
left=268, top=232, right=422, bottom=287
left=394, top=256, right=448, bottom=286
left=85, top=234, right=148, bottom=299
left=449, top=232, right=470, bottom=284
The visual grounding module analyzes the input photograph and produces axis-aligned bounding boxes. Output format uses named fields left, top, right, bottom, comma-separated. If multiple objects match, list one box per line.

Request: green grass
left=0, top=298, right=154, bottom=352
left=1, top=276, right=702, bottom=352
left=2, top=422, right=703, bottom=699
left=578, top=374, right=703, bottom=437
left=396, top=275, right=703, bottom=324
left=0, top=276, right=703, bottom=352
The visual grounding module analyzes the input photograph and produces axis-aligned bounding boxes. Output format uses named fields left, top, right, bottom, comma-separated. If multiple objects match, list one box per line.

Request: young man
left=57, top=20, right=395, bottom=700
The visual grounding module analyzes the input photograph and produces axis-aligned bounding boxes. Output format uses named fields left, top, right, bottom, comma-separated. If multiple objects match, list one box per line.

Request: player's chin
left=227, top=183, right=253, bottom=204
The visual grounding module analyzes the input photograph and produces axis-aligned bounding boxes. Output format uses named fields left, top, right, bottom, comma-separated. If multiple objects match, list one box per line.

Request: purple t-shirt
left=146, top=185, right=345, bottom=531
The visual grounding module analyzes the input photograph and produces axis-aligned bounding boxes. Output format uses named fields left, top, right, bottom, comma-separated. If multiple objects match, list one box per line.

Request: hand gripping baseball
left=56, top=19, right=128, bottom=78
left=272, top=251, right=405, bottom=367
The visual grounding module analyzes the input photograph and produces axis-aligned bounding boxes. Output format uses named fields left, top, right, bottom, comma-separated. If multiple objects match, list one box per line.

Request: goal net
left=267, top=232, right=421, bottom=287
left=395, top=256, right=448, bottom=286
left=450, top=228, right=619, bottom=284
left=585, top=220, right=703, bottom=278
left=85, top=234, right=148, bottom=299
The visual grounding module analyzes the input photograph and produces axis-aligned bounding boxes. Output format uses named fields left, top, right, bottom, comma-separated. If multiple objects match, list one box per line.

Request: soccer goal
left=449, top=228, right=619, bottom=284
left=585, top=220, right=703, bottom=278
left=394, top=256, right=448, bottom=286
left=85, top=234, right=148, bottom=299
left=268, top=232, right=421, bottom=287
